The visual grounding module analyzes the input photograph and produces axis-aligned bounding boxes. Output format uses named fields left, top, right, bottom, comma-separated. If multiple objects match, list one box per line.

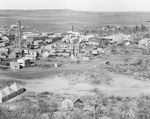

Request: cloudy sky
left=0, top=0, right=150, bottom=11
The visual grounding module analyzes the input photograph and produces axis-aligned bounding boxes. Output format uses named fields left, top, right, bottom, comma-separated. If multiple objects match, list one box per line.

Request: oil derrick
left=15, top=20, right=22, bottom=48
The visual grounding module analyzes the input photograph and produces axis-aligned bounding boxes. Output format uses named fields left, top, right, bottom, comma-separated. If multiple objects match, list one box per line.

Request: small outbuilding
left=17, top=57, right=30, bottom=67
left=10, top=62, right=20, bottom=70
left=83, top=56, right=90, bottom=61
left=61, top=94, right=84, bottom=110
left=61, top=98, right=74, bottom=110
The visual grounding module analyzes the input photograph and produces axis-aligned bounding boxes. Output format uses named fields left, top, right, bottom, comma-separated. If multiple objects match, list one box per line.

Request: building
left=45, top=39, right=52, bottom=44
left=17, top=57, right=30, bottom=67
left=62, top=98, right=74, bottom=110
left=88, top=37, right=100, bottom=46
left=61, top=94, right=84, bottom=110
left=66, top=31, right=80, bottom=37
left=10, top=62, right=20, bottom=70
left=83, top=55, right=90, bottom=61
left=102, top=34, right=132, bottom=44
left=79, top=35, right=95, bottom=42
left=33, top=40, right=44, bottom=48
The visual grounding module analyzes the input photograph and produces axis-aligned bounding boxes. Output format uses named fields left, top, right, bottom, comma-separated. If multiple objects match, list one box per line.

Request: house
left=79, top=35, right=95, bottom=42
left=66, top=31, right=80, bottom=37
left=62, top=35, right=71, bottom=43
left=51, top=37, right=62, bottom=43
left=25, top=54, right=36, bottom=61
left=41, top=32, right=53, bottom=37
left=138, top=38, right=150, bottom=49
left=88, top=37, right=100, bottom=46
left=25, top=35, right=39, bottom=44
left=33, top=40, right=44, bottom=48
left=45, top=39, right=52, bottom=44
left=10, top=62, right=20, bottom=70
left=83, top=55, right=90, bottom=61
left=102, top=34, right=132, bottom=44
left=17, top=57, right=30, bottom=67
left=61, top=94, right=84, bottom=110
left=69, top=94, right=84, bottom=109
left=62, top=98, right=74, bottom=110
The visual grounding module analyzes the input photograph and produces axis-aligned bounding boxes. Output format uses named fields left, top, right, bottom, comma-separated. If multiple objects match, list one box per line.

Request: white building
left=17, top=57, right=30, bottom=67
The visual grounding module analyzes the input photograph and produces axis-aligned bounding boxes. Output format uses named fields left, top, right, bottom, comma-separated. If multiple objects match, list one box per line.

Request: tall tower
left=72, top=25, right=74, bottom=31
left=15, top=20, right=22, bottom=48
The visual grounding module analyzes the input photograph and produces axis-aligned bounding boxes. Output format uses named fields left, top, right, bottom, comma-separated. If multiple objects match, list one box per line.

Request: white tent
left=0, top=90, right=5, bottom=103
left=10, top=82, right=22, bottom=91
left=3, top=86, right=15, bottom=95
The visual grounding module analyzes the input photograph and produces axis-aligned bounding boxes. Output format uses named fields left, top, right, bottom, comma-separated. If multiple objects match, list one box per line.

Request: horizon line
left=0, top=8, right=150, bottom=13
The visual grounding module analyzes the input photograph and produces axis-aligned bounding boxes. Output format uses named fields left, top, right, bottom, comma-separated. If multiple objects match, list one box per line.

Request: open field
left=0, top=9, right=150, bottom=32
left=1, top=45, right=150, bottom=98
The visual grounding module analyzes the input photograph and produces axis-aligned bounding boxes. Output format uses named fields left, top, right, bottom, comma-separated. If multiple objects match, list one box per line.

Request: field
left=0, top=9, right=150, bottom=32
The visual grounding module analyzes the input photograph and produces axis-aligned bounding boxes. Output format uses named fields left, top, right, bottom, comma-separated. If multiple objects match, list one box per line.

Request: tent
left=10, top=82, right=22, bottom=91
left=0, top=90, right=5, bottom=103
left=3, top=86, right=15, bottom=95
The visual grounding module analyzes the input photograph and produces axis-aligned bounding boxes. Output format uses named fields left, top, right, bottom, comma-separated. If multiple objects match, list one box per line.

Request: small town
left=1, top=0, right=150, bottom=119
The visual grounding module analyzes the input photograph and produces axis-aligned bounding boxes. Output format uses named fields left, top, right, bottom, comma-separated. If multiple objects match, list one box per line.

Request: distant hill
left=0, top=9, right=150, bottom=18
left=0, top=9, right=150, bottom=32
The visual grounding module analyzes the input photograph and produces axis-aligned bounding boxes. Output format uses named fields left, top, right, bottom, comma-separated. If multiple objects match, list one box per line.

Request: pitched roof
left=0, top=90, right=5, bottom=98
left=10, top=82, right=22, bottom=91
left=68, top=94, right=83, bottom=103
left=3, top=86, right=15, bottom=95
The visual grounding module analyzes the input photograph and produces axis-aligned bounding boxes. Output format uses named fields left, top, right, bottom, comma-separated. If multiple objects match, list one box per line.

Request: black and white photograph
left=0, top=0, right=150, bottom=118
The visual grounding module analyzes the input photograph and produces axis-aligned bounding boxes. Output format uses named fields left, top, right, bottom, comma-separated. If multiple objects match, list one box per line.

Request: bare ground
left=1, top=61, right=150, bottom=98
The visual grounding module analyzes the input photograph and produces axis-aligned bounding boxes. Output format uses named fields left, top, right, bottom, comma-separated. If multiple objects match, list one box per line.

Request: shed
left=83, top=56, right=90, bottom=61
left=10, top=62, right=20, bottom=70
left=69, top=94, right=84, bottom=109
left=17, top=57, right=30, bottom=67
left=61, top=98, right=74, bottom=110
left=61, top=94, right=84, bottom=110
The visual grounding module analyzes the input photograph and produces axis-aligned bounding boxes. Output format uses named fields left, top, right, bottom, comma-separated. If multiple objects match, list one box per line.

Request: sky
left=0, top=0, right=150, bottom=12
